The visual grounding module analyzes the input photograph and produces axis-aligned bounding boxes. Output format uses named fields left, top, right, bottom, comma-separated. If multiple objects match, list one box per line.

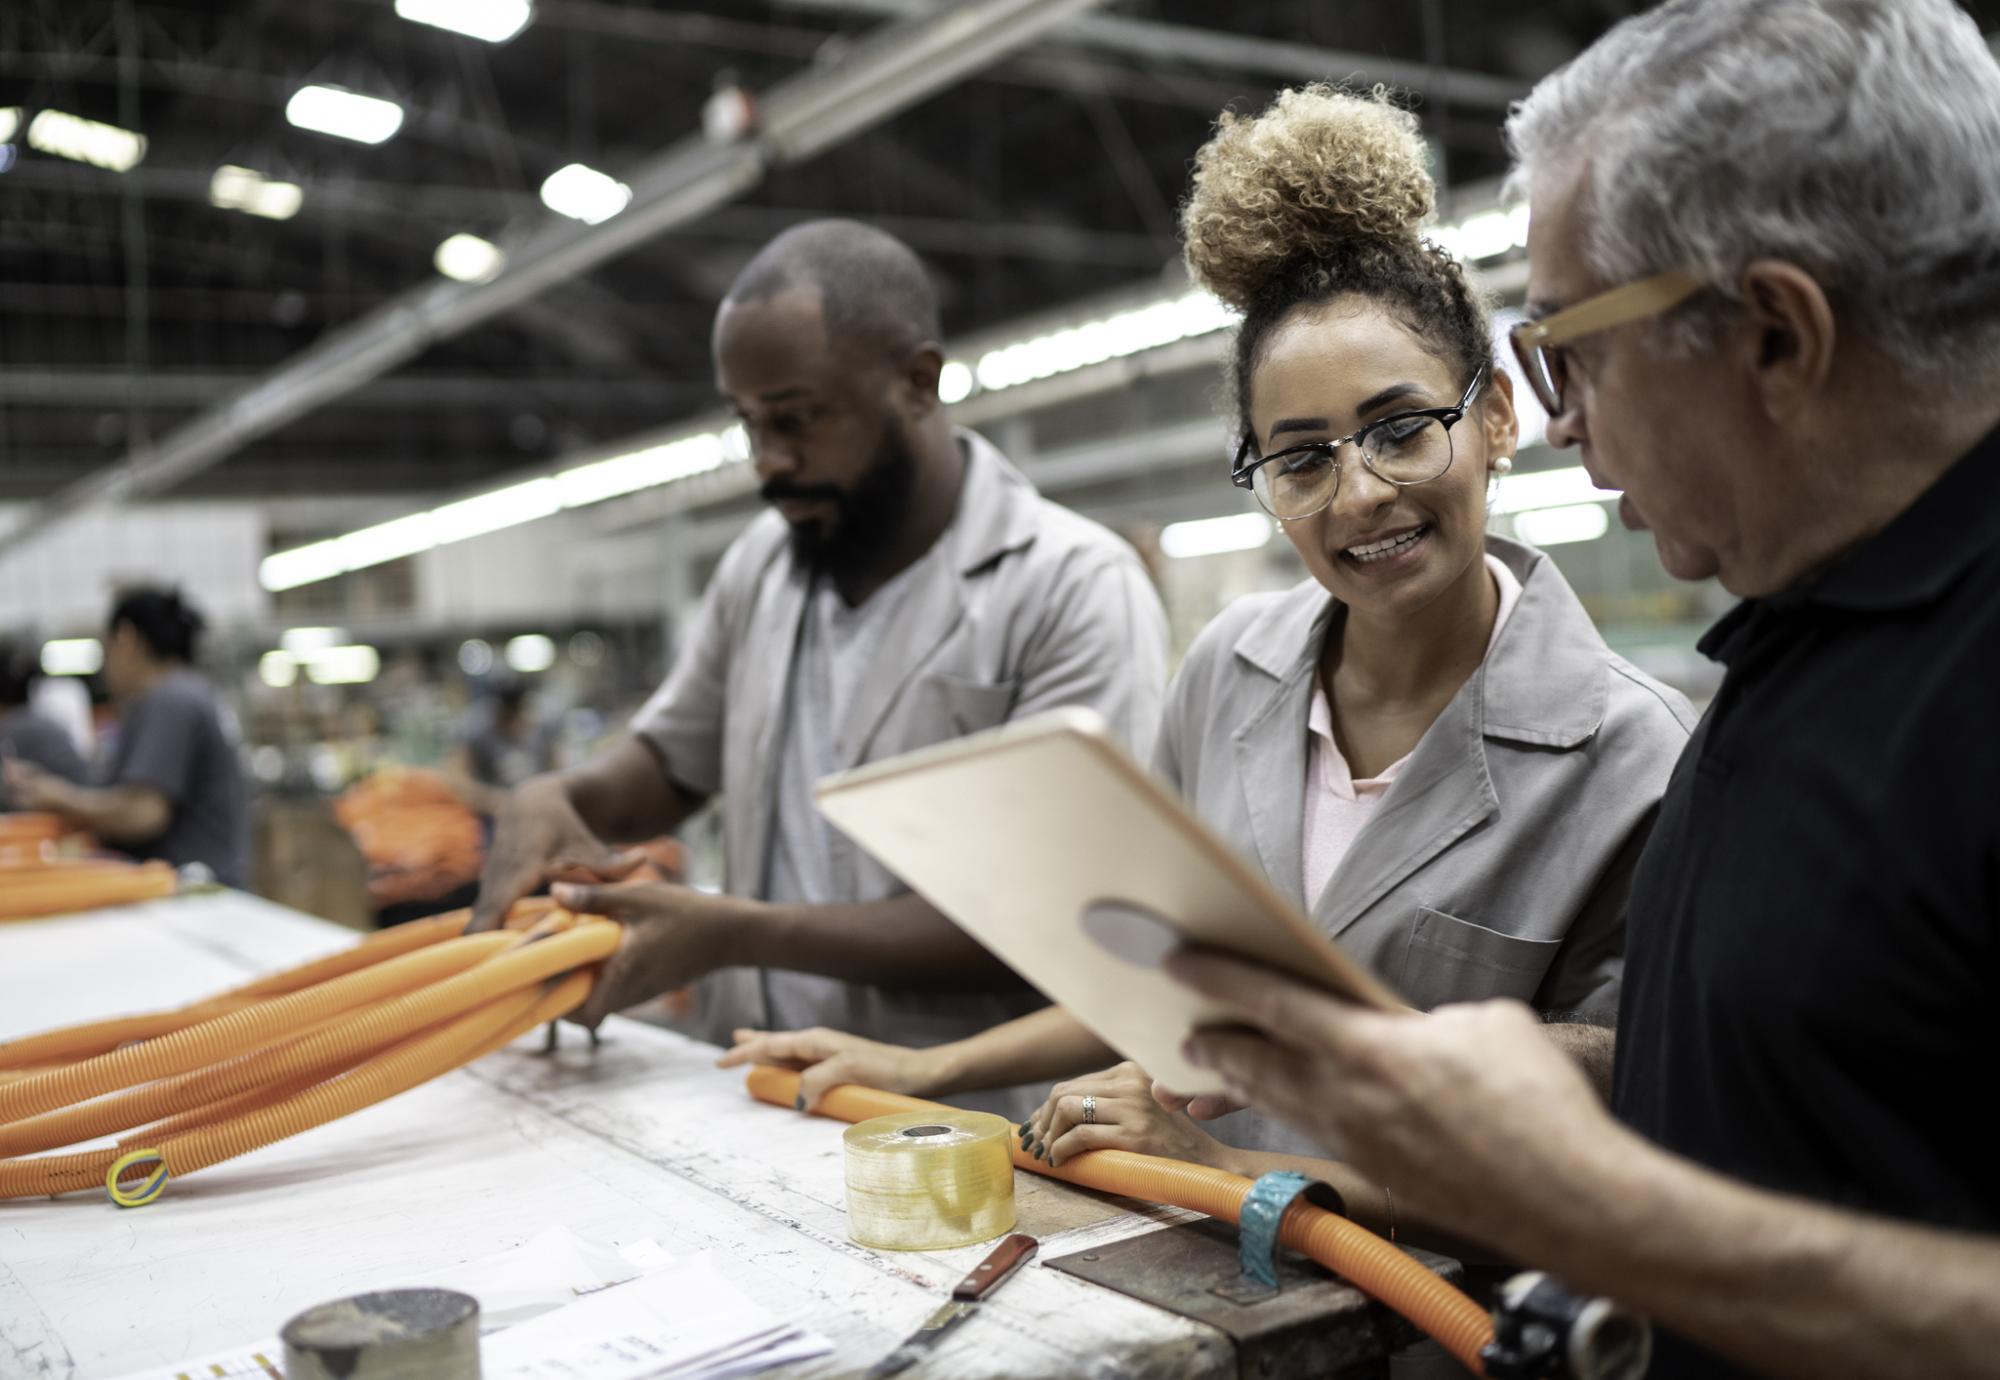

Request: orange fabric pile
left=332, top=768, right=486, bottom=909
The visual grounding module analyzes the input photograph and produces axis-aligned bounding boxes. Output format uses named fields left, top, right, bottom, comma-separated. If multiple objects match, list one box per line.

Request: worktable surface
left=1, top=892, right=1241, bottom=1379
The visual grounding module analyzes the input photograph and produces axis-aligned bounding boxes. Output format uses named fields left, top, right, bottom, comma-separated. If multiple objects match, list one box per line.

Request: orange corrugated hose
left=0, top=903, right=616, bottom=1206
left=743, top=1067, right=1495, bottom=1376
left=0, top=859, right=177, bottom=921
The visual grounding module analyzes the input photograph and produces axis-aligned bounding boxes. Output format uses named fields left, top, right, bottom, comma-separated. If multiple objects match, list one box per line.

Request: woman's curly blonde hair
left=1182, top=85, right=1434, bottom=312
left=1178, top=85, right=1491, bottom=437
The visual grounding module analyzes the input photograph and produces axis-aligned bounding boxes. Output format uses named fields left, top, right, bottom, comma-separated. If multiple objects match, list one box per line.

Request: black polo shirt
left=1611, top=426, right=2000, bottom=1378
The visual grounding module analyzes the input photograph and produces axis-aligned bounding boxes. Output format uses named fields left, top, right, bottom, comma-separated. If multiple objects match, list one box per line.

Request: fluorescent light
left=458, top=639, right=494, bottom=675
left=0, top=107, right=20, bottom=143
left=1513, top=502, right=1611, bottom=547
left=1491, top=465, right=1620, bottom=516
left=254, top=286, right=1236, bottom=593
left=1429, top=204, right=1531, bottom=264
left=286, top=85, right=404, bottom=145
left=258, top=651, right=299, bottom=688
left=505, top=634, right=556, bottom=673
left=430, top=477, right=560, bottom=544
left=40, top=638, right=103, bottom=676
left=540, top=162, right=630, bottom=224
left=938, top=360, right=974, bottom=405
left=337, top=511, right=438, bottom=570
left=556, top=432, right=725, bottom=508
left=395, top=0, right=533, bottom=43
left=974, top=292, right=1234, bottom=393
left=434, top=232, right=504, bottom=283
left=209, top=164, right=302, bottom=220
left=1160, top=512, right=1273, bottom=560
left=26, top=109, right=146, bottom=172
left=260, top=539, right=347, bottom=593
left=304, top=645, right=381, bottom=685
left=280, top=626, right=347, bottom=655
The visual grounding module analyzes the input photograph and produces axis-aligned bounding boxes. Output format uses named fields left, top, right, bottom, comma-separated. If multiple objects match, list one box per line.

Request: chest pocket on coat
left=907, top=673, right=1016, bottom=743
left=1398, top=906, right=1561, bottom=1012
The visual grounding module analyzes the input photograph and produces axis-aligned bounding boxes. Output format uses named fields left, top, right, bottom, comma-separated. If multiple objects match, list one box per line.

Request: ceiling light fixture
left=539, top=163, right=630, bottom=224
left=394, top=0, right=533, bottom=43
left=434, top=232, right=505, bottom=284
left=26, top=109, right=147, bottom=172
left=285, top=85, right=405, bottom=145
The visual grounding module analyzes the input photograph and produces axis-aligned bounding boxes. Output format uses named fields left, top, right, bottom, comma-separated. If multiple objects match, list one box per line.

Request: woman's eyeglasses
left=1231, top=365, right=1488, bottom=522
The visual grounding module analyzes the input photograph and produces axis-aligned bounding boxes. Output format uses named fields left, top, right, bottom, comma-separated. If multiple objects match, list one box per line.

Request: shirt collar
left=948, top=427, right=1042, bottom=575
left=1233, top=534, right=1611, bottom=749
left=1782, top=418, right=2000, bottom=614
left=1700, top=417, right=2000, bottom=662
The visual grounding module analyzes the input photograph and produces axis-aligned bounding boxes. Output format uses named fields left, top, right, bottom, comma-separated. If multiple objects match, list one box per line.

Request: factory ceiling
left=5, top=0, right=1992, bottom=507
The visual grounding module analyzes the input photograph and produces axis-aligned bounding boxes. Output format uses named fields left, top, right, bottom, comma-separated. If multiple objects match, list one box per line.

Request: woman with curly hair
left=726, top=86, right=1692, bottom=1232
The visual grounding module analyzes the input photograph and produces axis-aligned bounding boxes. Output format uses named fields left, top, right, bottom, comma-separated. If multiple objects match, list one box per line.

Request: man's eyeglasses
left=1231, top=365, right=1488, bottom=522
left=1509, top=269, right=1703, bottom=417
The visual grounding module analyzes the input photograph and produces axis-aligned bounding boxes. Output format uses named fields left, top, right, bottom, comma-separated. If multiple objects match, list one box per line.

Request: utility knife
left=866, top=1233, right=1039, bottom=1377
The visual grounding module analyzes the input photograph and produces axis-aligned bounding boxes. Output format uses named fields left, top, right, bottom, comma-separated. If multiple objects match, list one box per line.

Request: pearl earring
left=1492, top=455, right=1514, bottom=475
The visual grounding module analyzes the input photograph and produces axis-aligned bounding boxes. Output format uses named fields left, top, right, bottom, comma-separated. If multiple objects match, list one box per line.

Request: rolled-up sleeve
left=1012, top=550, right=1168, bottom=754
left=629, top=573, right=737, bottom=799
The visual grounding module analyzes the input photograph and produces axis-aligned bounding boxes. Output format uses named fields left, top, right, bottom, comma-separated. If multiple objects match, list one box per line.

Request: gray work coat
left=633, top=429, right=1168, bottom=1113
left=1158, top=536, right=1695, bottom=1153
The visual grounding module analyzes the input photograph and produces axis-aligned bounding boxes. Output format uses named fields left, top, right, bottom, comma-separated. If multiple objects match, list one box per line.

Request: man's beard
left=761, top=422, right=922, bottom=578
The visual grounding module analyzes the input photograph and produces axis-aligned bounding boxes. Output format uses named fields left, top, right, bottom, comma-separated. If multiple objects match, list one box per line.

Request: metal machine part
left=1481, top=1271, right=1652, bottom=1380
left=281, top=1287, right=480, bottom=1380
left=1048, top=1217, right=1462, bottom=1378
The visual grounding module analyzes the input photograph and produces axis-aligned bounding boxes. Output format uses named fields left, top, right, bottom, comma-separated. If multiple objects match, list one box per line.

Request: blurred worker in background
left=468, top=219, right=1168, bottom=1114
left=3, top=587, right=249, bottom=888
left=447, top=677, right=561, bottom=817
left=0, top=637, right=89, bottom=806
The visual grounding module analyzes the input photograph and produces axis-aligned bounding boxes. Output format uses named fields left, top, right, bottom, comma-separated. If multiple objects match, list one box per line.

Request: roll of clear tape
left=843, top=1110, right=1017, bottom=1251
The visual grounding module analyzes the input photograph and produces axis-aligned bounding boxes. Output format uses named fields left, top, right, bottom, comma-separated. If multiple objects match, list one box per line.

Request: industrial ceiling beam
left=776, top=0, right=1532, bottom=110
left=0, top=0, right=1105, bottom=556
left=0, top=370, right=690, bottom=410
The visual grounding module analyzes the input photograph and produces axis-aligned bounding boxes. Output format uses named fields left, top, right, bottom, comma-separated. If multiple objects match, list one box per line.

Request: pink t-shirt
left=1302, top=554, right=1523, bottom=910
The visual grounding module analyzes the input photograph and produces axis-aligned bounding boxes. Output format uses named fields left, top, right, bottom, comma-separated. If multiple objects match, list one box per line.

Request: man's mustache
left=760, top=481, right=846, bottom=504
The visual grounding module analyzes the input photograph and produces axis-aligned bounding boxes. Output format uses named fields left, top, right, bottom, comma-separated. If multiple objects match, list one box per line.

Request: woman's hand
left=1021, top=1062, right=1240, bottom=1171
left=718, top=1027, right=952, bottom=1111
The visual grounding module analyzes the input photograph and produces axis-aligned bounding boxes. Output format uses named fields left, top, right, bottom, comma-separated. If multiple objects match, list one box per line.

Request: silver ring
left=1081, top=1094, right=1097, bottom=1125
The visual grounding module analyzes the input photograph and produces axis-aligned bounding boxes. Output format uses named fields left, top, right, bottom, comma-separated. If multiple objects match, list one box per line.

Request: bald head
left=724, top=218, right=940, bottom=362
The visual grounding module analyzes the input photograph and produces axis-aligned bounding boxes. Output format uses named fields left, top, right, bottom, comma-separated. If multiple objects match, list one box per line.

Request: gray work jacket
left=633, top=429, right=1168, bottom=1109
left=1157, top=537, right=1695, bottom=1152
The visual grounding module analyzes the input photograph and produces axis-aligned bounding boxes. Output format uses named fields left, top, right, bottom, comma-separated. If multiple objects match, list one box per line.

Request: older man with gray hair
left=1159, top=2, right=2000, bottom=1375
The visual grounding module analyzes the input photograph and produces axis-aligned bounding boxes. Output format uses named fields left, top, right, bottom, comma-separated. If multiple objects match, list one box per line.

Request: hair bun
left=1180, top=84, right=1436, bottom=312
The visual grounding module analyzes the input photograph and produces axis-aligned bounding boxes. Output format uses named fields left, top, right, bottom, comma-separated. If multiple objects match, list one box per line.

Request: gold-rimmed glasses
left=1510, top=269, right=1703, bottom=416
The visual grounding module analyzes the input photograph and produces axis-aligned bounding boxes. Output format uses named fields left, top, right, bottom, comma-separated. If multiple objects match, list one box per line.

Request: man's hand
left=468, top=775, right=643, bottom=932
left=1149, top=1083, right=1248, bottom=1124
left=1167, top=947, right=1619, bottom=1253
left=552, top=878, right=746, bottom=1029
left=2, top=757, right=67, bottom=812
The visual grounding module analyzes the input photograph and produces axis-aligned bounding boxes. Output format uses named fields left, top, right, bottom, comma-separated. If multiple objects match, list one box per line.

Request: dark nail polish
left=794, top=1094, right=806, bottom=1111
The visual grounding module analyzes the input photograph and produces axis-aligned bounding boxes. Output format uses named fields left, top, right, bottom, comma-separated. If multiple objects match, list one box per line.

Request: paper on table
left=483, top=1253, right=832, bottom=1380
left=104, top=1227, right=682, bottom=1380
left=382, top=1224, right=675, bottom=1331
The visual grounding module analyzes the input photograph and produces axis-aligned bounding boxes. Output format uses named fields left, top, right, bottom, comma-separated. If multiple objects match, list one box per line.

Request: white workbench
left=0, top=892, right=1230, bottom=1380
